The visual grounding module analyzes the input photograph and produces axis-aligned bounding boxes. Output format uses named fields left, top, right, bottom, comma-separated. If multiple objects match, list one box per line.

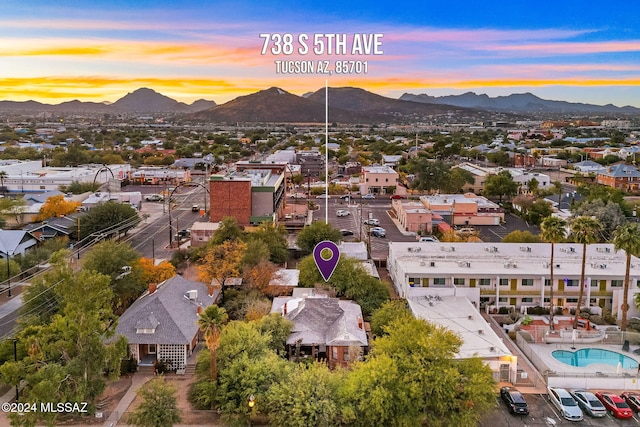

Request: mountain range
left=399, top=91, right=640, bottom=114
left=0, top=88, right=216, bottom=114
left=1, top=86, right=638, bottom=120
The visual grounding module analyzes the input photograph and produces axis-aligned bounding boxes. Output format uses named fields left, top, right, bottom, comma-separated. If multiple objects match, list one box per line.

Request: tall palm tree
left=613, top=223, right=640, bottom=332
left=197, top=304, right=228, bottom=381
left=569, top=216, right=602, bottom=329
left=540, top=216, right=567, bottom=331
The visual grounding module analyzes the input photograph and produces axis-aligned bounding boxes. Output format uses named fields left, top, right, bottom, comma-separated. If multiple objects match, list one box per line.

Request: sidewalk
left=102, top=372, right=153, bottom=427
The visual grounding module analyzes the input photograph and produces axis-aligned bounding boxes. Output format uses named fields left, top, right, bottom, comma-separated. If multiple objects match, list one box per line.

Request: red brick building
left=209, top=176, right=252, bottom=225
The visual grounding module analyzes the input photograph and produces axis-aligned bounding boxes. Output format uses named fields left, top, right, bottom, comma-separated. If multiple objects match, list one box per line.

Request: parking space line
left=541, top=395, right=563, bottom=422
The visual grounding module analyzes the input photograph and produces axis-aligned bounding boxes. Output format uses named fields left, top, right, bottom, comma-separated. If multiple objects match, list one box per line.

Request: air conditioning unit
left=596, top=247, right=611, bottom=253
left=519, top=246, right=531, bottom=252
left=429, top=261, right=436, bottom=267
left=569, top=247, right=575, bottom=252
left=542, top=262, right=550, bottom=268
left=600, top=264, right=607, bottom=269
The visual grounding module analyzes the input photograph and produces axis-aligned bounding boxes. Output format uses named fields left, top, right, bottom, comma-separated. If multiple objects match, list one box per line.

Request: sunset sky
left=2, top=0, right=640, bottom=107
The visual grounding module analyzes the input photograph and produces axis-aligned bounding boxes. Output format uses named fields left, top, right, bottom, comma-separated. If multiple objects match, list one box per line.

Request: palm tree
left=569, top=216, right=601, bottom=329
left=613, top=223, right=640, bottom=332
left=540, top=216, right=567, bottom=331
left=197, top=304, right=228, bottom=381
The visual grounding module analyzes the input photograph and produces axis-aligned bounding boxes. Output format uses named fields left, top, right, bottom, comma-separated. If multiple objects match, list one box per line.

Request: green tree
left=540, top=216, right=567, bottom=331
left=197, top=305, right=228, bottom=381
left=128, top=377, right=182, bottom=427
left=484, top=170, right=518, bottom=203
left=501, top=230, right=543, bottom=243
left=79, top=200, right=140, bottom=240
left=257, top=313, right=294, bottom=356
left=573, top=199, right=626, bottom=241
left=444, top=167, right=475, bottom=193
left=82, top=240, right=145, bottom=313
left=340, top=317, right=495, bottom=426
left=248, top=222, right=289, bottom=264
left=569, top=216, right=602, bottom=328
left=526, top=199, right=553, bottom=225
left=210, top=216, right=245, bottom=245
left=369, top=299, right=412, bottom=337
left=267, top=362, right=342, bottom=427
left=613, top=223, right=640, bottom=332
left=296, top=221, right=342, bottom=254
left=241, top=239, right=271, bottom=268
left=527, top=176, right=540, bottom=196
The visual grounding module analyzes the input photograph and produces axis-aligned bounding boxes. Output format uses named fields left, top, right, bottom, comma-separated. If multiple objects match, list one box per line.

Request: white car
left=570, top=390, right=606, bottom=418
left=548, top=387, right=583, bottom=421
left=362, top=194, right=376, bottom=199
left=364, top=218, right=380, bottom=226
left=336, top=210, right=350, bottom=217
left=316, top=194, right=331, bottom=199
left=419, top=236, right=439, bottom=242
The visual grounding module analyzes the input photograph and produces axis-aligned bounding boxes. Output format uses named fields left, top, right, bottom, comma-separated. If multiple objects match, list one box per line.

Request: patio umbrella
left=617, top=361, right=622, bottom=374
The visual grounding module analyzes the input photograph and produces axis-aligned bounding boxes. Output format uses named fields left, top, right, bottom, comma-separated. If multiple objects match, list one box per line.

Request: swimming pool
left=552, top=348, right=639, bottom=369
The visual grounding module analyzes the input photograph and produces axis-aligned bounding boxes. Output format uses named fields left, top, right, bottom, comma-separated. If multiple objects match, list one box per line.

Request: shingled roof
left=116, top=275, right=218, bottom=345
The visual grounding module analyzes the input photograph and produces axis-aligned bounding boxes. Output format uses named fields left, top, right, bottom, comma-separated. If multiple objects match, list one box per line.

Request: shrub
left=498, top=307, right=510, bottom=315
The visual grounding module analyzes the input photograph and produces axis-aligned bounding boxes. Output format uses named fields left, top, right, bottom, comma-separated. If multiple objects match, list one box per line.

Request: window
left=343, top=348, right=350, bottom=361
left=521, top=279, right=534, bottom=286
left=479, top=278, right=491, bottom=286
left=544, top=279, right=551, bottom=287
left=454, top=278, right=465, bottom=286
left=566, top=298, right=578, bottom=303
left=522, top=298, right=533, bottom=303
left=498, top=297, right=508, bottom=303
left=375, top=178, right=378, bottom=182
left=544, top=297, right=550, bottom=303
left=433, top=278, right=446, bottom=286
left=408, top=277, right=421, bottom=287
left=611, top=280, right=623, bottom=288
left=566, top=279, right=579, bottom=287
left=332, top=347, right=338, bottom=360
left=385, top=178, right=389, bottom=182
left=499, top=278, right=509, bottom=287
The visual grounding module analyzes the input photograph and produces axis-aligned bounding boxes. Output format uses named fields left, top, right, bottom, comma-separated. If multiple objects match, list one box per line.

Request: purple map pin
left=313, top=240, right=340, bottom=281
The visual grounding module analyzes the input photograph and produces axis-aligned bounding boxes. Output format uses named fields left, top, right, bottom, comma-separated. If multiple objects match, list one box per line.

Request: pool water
left=552, top=348, right=639, bottom=368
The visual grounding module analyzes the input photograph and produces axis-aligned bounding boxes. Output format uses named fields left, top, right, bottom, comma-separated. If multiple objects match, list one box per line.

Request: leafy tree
left=257, top=313, right=293, bottom=356
left=569, top=216, right=601, bottom=328
left=370, top=299, right=412, bottom=337
left=0, top=196, right=26, bottom=226
left=79, top=200, right=140, bottom=240
left=486, top=150, right=511, bottom=166
left=527, top=176, right=540, bottom=196
left=198, top=305, right=228, bottom=381
left=248, top=222, right=289, bottom=264
left=526, top=199, right=553, bottom=225
left=128, top=377, right=182, bottom=427
left=267, top=362, right=342, bottom=427
left=572, top=199, right=626, bottom=241
left=339, top=317, right=495, bottom=427
left=298, top=255, right=389, bottom=316
left=36, top=194, right=81, bottom=221
left=613, top=223, right=640, bottom=331
left=241, top=239, right=271, bottom=268
left=198, top=240, right=247, bottom=285
left=210, top=216, right=244, bottom=245
left=540, top=216, right=567, bottom=331
left=484, top=170, right=518, bottom=203
left=296, top=221, right=342, bottom=254
left=82, top=240, right=146, bottom=313
left=58, top=180, right=101, bottom=194
left=1, top=251, right=127, bottom=426
left=501, top=230, right=543, bottom=243
left=138, top=258, right=176, bottom=284
left=443, top=167, right=475, bottom=193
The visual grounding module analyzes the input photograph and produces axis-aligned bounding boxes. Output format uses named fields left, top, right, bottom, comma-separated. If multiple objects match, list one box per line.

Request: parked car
left=177, top=229, right=191, bottom=238
left=500, top=386, right=529, bottom=415
left=547, top=387, right=583, bottom=421
left=340, top=229, right=354, bottom=236
left=362, top=194, right=375, bottom=200
left=364, top=218, right=380, bottom=226
left=316, top=194, right=331, bottom=199
left=455, top=227, right=475, bottom=235
left=595, top=392, right=633, bottom=419
left=621, top=391, right=640, bottom=413
left=191, top=204, right=200, bottom=212
left=336, top=210, right=350, bottom=217
left=339, top=194, right=350, bottom=200
left=570, top=390, right=606, bottom=418
left=419, top=236, right=439, bottom=242
left=370, top=227, right=386, bottom=238
left=144, top=193, right=164, bottom=202
left=391, top=194, right=405, bottom=199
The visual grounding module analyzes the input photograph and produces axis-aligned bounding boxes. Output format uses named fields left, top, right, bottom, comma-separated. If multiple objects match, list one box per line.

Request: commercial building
left=208, top=164, right=286, bottom=226
left=388, top=242, right=640, bottom=321
left=359, top=165, right=398, bottom=195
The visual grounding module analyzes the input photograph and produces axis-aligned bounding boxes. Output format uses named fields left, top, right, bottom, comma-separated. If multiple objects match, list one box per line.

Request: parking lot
left=314, top=198, right=416, bottom=260
left=481, top=393, right=640, bottom=426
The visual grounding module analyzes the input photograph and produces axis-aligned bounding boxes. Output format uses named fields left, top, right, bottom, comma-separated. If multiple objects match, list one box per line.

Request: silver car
left=548, top=387, right=583, bottom=421
left=571, top=389, right=606, bottom=418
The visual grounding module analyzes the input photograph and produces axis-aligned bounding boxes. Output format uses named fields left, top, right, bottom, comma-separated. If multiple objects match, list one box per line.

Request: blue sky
left=2, top=0, right=640, bottom=106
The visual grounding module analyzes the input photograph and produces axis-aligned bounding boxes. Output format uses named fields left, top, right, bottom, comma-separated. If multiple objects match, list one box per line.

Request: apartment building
left=388, top=242, right=640, bottom=321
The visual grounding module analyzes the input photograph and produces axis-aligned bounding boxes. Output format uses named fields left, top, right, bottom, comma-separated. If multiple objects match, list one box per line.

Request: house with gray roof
left=0, top=229, right=39, bottom=258
left=115, top=275, right=220, bottom=371
left=271, top=294, right=368, bottom=368
left=596, top=163, right=640, bottom=192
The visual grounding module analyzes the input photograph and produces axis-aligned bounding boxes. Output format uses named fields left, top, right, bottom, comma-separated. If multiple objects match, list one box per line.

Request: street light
left=6, top=250, right=13, bottom=298
left=12, top=338, right=18, bottom=401
left=248, top=395, right=255, bottom=427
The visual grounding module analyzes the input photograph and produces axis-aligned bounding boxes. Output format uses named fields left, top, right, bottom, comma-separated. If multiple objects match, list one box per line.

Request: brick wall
left=209, top=179, right=252, bottom=225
